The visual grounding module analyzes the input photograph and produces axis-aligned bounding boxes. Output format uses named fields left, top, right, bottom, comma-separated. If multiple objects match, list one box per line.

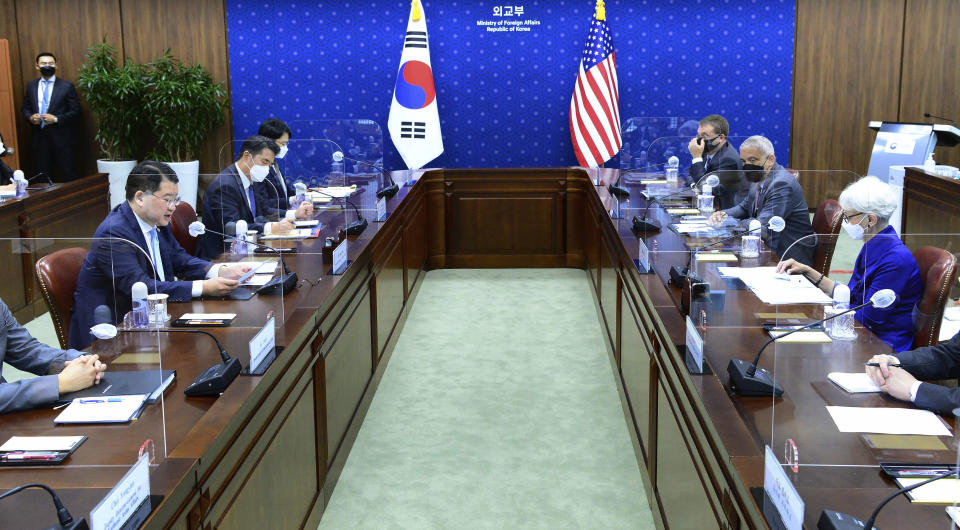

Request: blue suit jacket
left=0, top=298, right=80, bottom=413
left=848, top=225, right=922, bottom=352
left=68, top=202, right=212, bottom=349
left=722, top=164, right=816, bottom=267
left=263, top=164, right=296, bottom=211
left=196, top=164, right=273, bottom=260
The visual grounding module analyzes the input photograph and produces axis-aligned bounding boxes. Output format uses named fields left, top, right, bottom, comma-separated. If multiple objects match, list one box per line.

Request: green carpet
left=318, top=268, right=655, bottom=529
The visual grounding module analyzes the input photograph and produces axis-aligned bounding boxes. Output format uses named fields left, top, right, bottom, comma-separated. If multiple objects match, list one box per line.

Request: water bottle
left=924, top=153, right=936, bottom=173
left=12, top=170, right=26, bottom=197
left=130, top=281, right=149, bottom=329
left=234, top=220, right=249, bottom=254
left=829, top=283, right=857, bottom=340
left=665, top=155, right=679, bottom=182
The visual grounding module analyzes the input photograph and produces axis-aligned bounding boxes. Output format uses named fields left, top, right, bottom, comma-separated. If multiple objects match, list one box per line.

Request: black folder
left=56, top=370, right=176, bottom=404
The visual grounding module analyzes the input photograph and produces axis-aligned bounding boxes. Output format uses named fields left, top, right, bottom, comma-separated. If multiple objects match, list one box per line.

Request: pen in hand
left=864, top=362, right=902, bottom=367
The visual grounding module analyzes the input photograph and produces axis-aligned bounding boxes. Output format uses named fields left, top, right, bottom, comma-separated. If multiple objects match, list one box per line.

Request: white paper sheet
left=0, top=436, right=85, bottom=452
left=54, top=395, right=147, bottom=424
left=825, top=406, right=952, bottom=436
left=828, top=372, right=882, bottom=393
left=716, top=267, right=833, bottom=305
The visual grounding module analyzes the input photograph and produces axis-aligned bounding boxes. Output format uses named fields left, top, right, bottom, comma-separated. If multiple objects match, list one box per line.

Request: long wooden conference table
left=0, top=168, right=954, bottom=529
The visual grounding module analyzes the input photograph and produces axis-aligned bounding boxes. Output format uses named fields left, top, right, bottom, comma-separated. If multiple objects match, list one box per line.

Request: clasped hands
left=58, top=354, right=108, bottom=394
left=30, top=113, right=56, bottom=125
left=865, top=354, right=916, bottom=402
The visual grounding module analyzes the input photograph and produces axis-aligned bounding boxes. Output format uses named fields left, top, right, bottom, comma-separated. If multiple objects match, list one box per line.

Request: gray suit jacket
left=721, top=164, right=816, bottom=267
left=0, top=298, right=80, bottom=413
left=897, top=331, right=960, bottom=414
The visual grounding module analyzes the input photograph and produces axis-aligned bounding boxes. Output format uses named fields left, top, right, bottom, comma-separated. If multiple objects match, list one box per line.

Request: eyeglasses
left=841, top=211, right=864, bottom=223
left=151, top=194, right=181, bottom=207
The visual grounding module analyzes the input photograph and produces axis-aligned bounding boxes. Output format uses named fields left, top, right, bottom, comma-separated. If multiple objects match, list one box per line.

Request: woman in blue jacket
left=777, top=176, right=922, bottom=351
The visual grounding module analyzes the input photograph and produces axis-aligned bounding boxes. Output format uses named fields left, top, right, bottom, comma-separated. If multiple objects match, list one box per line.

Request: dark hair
left=36, top=52, right=56, bottom=64
left=257, top=118, right=292, bottom=141
left=239, top=135, right=279, bottom=159
left=125, top=160, right=178, bottom=201
left=699, top=114, right=729, bottom=137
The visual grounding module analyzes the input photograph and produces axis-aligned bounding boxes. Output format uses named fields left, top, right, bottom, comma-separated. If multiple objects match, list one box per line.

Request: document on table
left=897, top=477, right=960, bottom=504
left=241, top=274, right=274, bottom=287
left=716, top=266, right=833, bottom=305
left=828, top=372, right=881, bottom=393
left=0, top=436, right=86, bottom=452
left=825, top=406, right=952, bottom=436
left=311, top=185, right=357, bottom=198
left=694, top=252, right=738, bottom=262
left=54, top=394, right=148, bottom=424
left=259, top=228, right=314, bottom=240
left=673, top=223, right=712, bottom=233
left=218, top=260, right=278, bottom=274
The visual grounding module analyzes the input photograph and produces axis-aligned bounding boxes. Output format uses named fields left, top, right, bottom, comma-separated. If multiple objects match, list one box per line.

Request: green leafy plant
left=142, top=50, right=228, bottom=162
left=76, top=36, right=144, bottom=161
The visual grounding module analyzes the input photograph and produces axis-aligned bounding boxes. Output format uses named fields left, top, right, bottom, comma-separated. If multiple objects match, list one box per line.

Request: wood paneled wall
left=0, top=0, right=232, bottom=179
left=792, top=0, right=960, bottom=194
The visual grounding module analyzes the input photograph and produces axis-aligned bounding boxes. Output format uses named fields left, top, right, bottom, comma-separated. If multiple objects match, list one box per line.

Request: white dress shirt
left=133, top=210, right=219, bottom=297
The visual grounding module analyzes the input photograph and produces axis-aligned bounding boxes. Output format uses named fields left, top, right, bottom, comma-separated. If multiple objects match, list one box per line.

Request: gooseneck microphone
left=191, top=221, right=298, bottom=295
left=924, top=112, right=958, bottom=126
left=0, top=483, right=87, bottom=529
left=310, top=188, right=368, bottom=236
left=669, top=216, right=784, bottom=287
left=727, top=289, right=897, bottom=397
left=818, top=469, right=957, bottom=530
left=632, top=186, right=696, bottom=233
left=91, top=306, right=242, bottom=398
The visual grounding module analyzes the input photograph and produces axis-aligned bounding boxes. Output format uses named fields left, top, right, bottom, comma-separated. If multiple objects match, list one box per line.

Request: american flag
left=569, top=5, right=621, bottom=167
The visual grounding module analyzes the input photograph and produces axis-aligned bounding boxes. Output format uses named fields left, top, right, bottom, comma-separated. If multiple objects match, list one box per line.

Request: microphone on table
left=727, top=289, right=897, bottom=398
left=22, top=170, right=54, bottom=189
left=0, top=483, right=88, bottom=529
left=669, top=216, right=785, bottom=287
left=818, top=468, right=957, bottom=530
left=309, top=187, right=368, bottom=236
left=191, top=221, right=298, bottom=295
left=606, top=170, right=632, bottom=199
left=90, top=306, right=243, bottom=397
left=631, top=177, right=708, bottom=233
left=924, top=112, right=958, bottom=126
left=692, top=172, right=721, bottom=194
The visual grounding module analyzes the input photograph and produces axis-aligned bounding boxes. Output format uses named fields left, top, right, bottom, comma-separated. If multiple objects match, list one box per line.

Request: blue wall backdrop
left=226, top=0, right=795, bottom=171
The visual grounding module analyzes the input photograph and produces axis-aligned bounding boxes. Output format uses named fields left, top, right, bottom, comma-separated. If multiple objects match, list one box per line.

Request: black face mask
left=39, top=65, right=55, bottom=77
left=701, top=137, right=716, bottom=153
left=742, top=163, right=766, bottom=182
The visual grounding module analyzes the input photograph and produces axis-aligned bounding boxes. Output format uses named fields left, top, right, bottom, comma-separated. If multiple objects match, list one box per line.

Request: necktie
left=39, top=80, right=50, bottom=128
left=274, top=164, right=288, bottom=202
left=247, top=186, right=257, bottom=218
left=149, top=228, right=166, bottom=281
left=754, top=183, right=763, bottom=218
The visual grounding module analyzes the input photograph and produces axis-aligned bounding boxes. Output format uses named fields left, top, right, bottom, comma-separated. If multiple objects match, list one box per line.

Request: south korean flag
left=387, top=0, right=444, bottom=170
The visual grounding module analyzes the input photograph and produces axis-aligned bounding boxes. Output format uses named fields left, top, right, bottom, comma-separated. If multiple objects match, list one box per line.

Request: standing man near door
left=21, top=52, right=80, bottom=181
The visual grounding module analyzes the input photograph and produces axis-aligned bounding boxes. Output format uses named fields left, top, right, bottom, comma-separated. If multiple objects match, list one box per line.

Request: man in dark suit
left=708, top=135, right=816, bottom=267
left=866, top=325, right=960, bottom=415
left=0, top=297, right=105, bottom=413
left=21, top=52, right=81, bottom=181
left=258, top=118, right=297, bottom=209
left=68, top=161, right=251, bottom=350
left=197, top=136, right=311, bottom=260
left=686, top=114, right=743, bottom=210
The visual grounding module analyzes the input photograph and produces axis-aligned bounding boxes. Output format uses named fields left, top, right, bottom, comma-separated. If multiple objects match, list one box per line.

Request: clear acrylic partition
left=0, top=236, right=168, bottom=473
left=763, top=230, right=960, bottom=527
left=619, top=116, right=703, bottom=170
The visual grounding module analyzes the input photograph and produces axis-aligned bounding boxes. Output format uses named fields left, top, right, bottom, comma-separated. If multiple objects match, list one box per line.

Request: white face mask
left=841, top=217, right=866, bottom=240
left=276, top=144, right=288, bottom=159
left=248, top=161, right=269, bottom=183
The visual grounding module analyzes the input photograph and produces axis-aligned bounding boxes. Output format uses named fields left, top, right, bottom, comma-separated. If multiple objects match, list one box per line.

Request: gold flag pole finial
left=595, top=0, right=606, bottom=21
left=412, top=0, right=421, bottom=21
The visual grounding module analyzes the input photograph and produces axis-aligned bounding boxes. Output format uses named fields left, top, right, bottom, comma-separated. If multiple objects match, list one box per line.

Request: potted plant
left=142, top=50, right=228, bottom=209
left=77, top=37, right=144, bottom=208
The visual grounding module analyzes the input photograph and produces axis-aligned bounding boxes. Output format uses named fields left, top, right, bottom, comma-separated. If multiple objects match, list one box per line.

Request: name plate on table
left=762, top=445, right=804, bottom=530
left=90, top=452, right=151, bottom=530
left=375, top=196, right=389, bottom=222
left=635, top=240, right=652, bottom=273
left=684, top=315, right=706, bottom=374
left=244, top=317, right=277, bottom=375
left=330, top=239, right=349, bottom=275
